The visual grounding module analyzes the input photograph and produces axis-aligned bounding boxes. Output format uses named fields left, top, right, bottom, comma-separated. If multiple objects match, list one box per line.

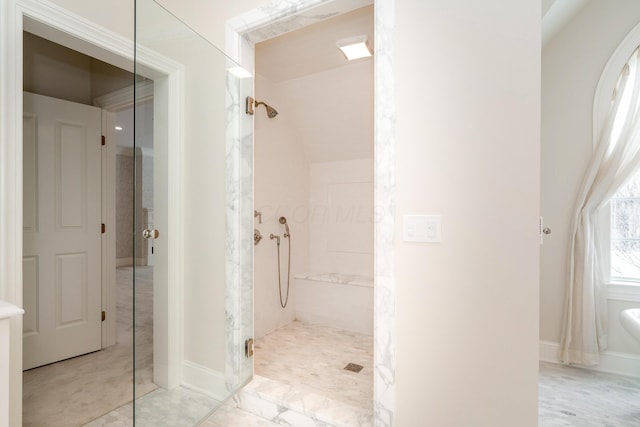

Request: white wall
left=47, top=0, right=133, bottom=40
left=309, top=159, right=373, bottom=277
left=7, top=1, right=542, bottom=425
left=155, top=0, right=266, bottom=51
left=254, top=73, right=310, bottom=339
left=272, top=60, right=374, bottom=162
left=541, top=0, right=640, bottom=357
left=136, top=0, right=230, bottom=375
left=394, top=1, right=540, bottom=425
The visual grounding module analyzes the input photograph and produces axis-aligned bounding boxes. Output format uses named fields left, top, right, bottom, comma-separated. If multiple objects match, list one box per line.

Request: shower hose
left=276, top=234, right=291, bottom=308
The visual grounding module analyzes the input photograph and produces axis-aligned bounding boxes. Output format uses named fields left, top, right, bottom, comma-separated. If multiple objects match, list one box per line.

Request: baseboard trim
left=540, top=340, right=640, bottom=378
left=182, top=361, right=227, bottom=401
left=116, top=258, right=132, bottom=267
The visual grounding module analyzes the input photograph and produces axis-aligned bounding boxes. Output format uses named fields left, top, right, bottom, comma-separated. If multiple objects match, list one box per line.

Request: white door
left=23, top=92, right=102, bottom=370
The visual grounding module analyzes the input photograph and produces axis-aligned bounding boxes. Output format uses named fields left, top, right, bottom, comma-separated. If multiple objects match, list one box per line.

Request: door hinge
left=101, top=223, right=106, bottom=234
left=101, top=135, right=106, bottom=146
left=101, top=311, right=106, bottom=322
left=245, top=338, right=254, bottom=358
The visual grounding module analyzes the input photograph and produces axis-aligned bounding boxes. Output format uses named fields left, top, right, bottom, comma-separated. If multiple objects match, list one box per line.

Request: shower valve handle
left=270, top=233, right=280, bottom=245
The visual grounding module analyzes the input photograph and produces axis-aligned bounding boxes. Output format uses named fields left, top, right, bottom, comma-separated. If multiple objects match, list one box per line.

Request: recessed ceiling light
left=115, top=126, right=123, bottom=131
left=228, top=66, right=253, bottom=79
left=336, top=35, right=373, bottom=61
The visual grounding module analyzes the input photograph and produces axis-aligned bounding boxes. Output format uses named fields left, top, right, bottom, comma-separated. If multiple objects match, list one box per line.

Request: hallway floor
left=22, top=266, right=155, bottom=427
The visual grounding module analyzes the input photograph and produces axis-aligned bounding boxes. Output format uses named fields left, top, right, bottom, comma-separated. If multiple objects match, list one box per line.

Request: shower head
left=255, top=101, right=278, bottom=118
left=246, top=96, right=278, bottom=118
left=279, top=216, right=290, bottom=237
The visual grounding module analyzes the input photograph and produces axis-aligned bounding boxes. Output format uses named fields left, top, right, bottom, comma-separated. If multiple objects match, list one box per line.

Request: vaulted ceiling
left=255, top=5, right=374, bottom=163
left=252, top=1, right=582, bottom=163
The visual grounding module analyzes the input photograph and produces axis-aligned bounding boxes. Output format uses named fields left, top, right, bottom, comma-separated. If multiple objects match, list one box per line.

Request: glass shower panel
left=133, top=0, right=254, bottom=424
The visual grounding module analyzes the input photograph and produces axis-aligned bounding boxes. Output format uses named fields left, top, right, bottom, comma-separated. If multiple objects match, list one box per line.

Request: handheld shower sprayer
left=279, top=216, right=290, bottom=238
left=272, top=216, right=291, bottom=308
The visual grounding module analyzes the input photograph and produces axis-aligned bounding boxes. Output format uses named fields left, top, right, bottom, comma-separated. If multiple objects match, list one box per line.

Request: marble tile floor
left=253, top=320, right=374, bottom=412
left=234, top=374, right=373, bottom=426
left=539, top=361, right=640, bottom=426
left=22, top=266, right=155, bottom=427
left=200, top=400, right=280, bottom=427
left=211, top=361, right=640, bottom=427
left=211, top=320, right=375, bottom=426
left=85, top=385, right=222, bottom=426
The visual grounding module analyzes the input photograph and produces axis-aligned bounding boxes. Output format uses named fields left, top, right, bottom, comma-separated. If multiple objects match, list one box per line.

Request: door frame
left=225, top=0, right=397, bottom=424
left=95, top=80, right=155, bottom=348
left=0, top=1, right=185, bottom=424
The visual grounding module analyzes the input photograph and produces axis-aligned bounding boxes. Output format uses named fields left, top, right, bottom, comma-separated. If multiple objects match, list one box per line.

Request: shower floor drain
left=344, top=363, right=364, bottom=373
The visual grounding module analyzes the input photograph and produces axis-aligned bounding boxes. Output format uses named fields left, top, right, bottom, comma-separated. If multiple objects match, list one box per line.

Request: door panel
left=23, top=92, right=102, bottom=370
left=57, top=123, right=87, bottom=229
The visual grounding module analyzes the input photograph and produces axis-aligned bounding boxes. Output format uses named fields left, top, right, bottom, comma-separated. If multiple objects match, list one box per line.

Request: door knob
left=143, top=228, right=159, bottom=239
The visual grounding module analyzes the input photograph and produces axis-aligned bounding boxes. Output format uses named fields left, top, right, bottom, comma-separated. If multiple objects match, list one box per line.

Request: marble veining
left=254, top=321, right=373, bottom=411
left=372, top=0, right=396, bottom=426
left=538, top=362, right=640, bottom=426
left=226, top=320, right=373, bottom=426
left=244, top=0, right=373, bottom=45
left=237, top=375, right=373, bottom=427
left=225, top=50, right=254, bottom=393
left=295, top=272, right=373, bottom=287
left=224, top=54, right=247, bottom=393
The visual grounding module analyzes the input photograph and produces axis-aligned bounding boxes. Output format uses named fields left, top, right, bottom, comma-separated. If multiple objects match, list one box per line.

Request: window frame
left=602, top=199, right=640, bottom=300
left=595, top=24, right=640, bottom=301
left=608, top=178, right=640, bottom=283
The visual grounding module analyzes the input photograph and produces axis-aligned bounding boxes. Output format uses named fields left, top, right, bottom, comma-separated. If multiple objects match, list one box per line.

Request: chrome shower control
left=143, top=228, right=159, bottom=239
left=254, top=229, right=263, bottom=245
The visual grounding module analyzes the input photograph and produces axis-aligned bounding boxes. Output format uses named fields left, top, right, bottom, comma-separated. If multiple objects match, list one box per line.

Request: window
left=607, top=47, right=640, bottom=285
left=611, top=171, right=640, bottom=281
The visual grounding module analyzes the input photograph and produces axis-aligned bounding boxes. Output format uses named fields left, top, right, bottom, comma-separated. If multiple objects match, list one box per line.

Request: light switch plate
left=403, top=214, right=441, bottom=243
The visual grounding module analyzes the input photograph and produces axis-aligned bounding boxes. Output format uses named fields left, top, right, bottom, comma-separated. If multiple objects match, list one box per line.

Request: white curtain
left=560, top=48, right=640, bottom=365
